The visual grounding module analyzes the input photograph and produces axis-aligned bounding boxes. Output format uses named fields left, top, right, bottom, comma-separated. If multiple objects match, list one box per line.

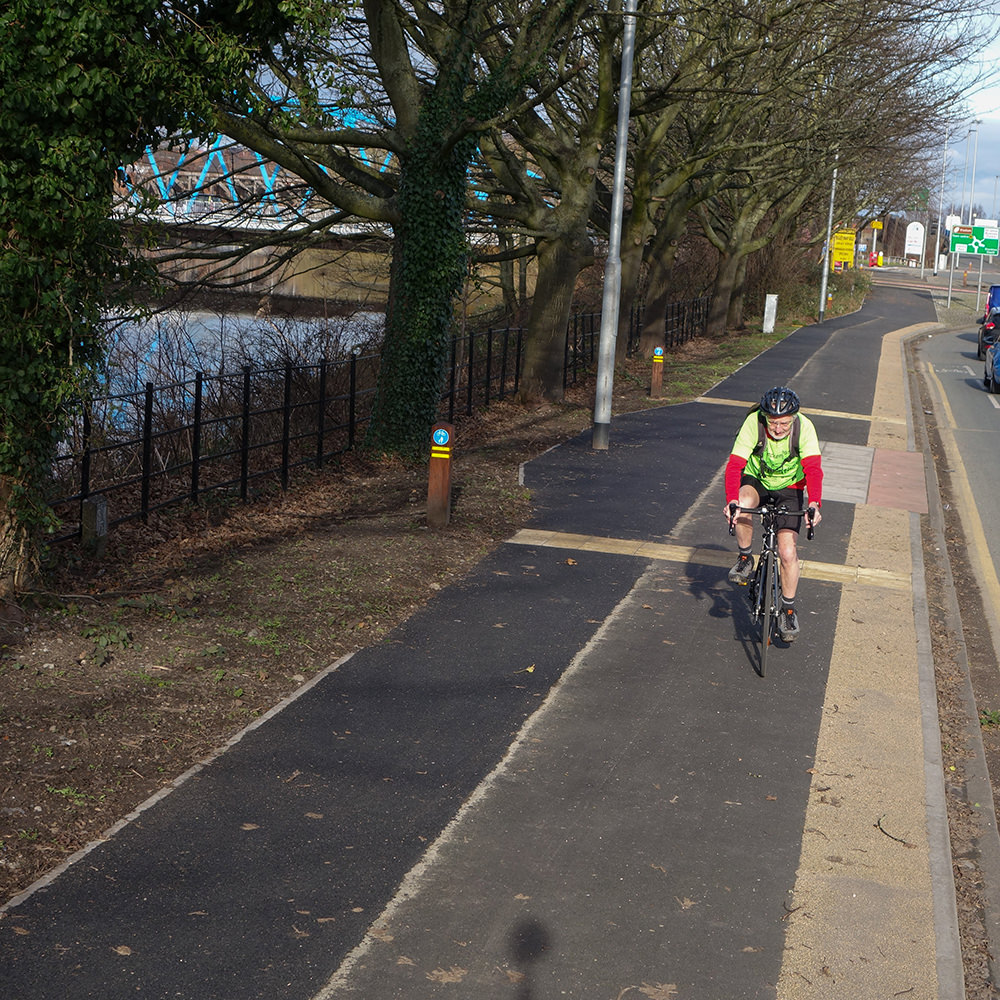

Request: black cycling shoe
left=728, top=554, right=754, bottom=584
left=777, top=608, right=800, bottom=641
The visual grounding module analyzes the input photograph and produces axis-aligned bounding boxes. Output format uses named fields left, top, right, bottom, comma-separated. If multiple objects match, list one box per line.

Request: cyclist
left=723, top=386, right=823, bottom=641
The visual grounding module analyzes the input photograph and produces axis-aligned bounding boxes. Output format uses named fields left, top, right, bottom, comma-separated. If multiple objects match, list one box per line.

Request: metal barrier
left=49, top=298, right=708, bottom=540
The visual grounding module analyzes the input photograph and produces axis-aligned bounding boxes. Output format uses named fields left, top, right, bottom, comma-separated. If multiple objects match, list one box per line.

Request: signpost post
left=947, top=224, right=1000, bottom=306
left=427, top=423, right=453, bottom=528
left=650, top=347, right=664, bottom=398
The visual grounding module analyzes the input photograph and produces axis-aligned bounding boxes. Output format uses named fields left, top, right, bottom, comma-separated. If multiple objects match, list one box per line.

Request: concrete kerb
left=774, top=321, right=964, bottom=998
left=909, top=323, right=1000, bottom=990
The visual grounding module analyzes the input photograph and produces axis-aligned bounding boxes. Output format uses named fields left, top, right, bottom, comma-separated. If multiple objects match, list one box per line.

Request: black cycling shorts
left=739, top=475, right=805, bottom=533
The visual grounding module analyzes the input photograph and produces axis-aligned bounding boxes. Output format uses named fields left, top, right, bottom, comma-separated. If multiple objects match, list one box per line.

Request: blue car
left=984, top=340, right=1000, bottom=393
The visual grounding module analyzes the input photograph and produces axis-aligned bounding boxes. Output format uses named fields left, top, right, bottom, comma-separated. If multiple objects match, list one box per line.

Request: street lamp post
left=818, top=155, right=838, bottom=323
left=968, top=123, right=984, bottom=311
left=949, top=120, right=981, bottom=307
left=591, top=0, right=638, bottom=451
left=960, top=125, right=975, bottom=223
left=969, top=121, right=982, bottom=225
left=933, top=126, right=948, bottom=275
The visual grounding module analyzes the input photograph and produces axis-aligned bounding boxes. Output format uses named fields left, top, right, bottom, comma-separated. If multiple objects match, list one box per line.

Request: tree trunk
left=707, top=250, right=741, bottom=337
left=498, top=232, right=518, bottom=319
left=0, top=479, right=33, bottom=599
left=364, top=164, right=470, bottom=455
left=519, top=227, right=592, bottom=402
left=364, top=15, right=485, bottom=455
left=727, top=255, right=750, bottom=329
left=614, top=174, right=656, bottom=365
left=638, top=217, right=687, bottom=356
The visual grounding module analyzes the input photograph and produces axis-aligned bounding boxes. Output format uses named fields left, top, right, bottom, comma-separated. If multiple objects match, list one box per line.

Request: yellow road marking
left=507, top=528, right=910, bottom=591
left=694, top=396, right=905, bottom=425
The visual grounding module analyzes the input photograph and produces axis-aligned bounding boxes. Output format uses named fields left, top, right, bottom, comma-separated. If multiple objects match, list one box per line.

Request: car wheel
left=991, top=371, right=1000, bottom=395
left=979, top=335, right=985, bottom=360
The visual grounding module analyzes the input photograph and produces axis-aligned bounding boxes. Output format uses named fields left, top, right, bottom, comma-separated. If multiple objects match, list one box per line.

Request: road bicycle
left=728, top=501, right=814, bottom=677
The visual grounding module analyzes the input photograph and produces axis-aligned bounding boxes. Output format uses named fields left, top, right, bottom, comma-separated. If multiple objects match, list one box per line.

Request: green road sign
left=950, top=225, right=1000, bottom=256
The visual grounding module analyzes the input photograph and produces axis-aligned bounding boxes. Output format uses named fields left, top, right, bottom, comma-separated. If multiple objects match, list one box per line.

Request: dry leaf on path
left=426, top=965, right=468, bottom=983
left=640, top=984, right=678, bottom=999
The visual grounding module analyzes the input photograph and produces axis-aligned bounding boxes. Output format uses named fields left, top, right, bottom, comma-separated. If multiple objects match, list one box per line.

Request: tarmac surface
left=0, top=281, right=980, bottom=999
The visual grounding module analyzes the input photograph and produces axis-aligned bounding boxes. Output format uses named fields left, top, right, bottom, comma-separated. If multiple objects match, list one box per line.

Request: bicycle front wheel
left=759, top=551, right=773, bottom=677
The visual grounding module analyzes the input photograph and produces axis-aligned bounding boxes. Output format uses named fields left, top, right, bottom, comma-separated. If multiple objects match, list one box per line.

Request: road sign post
left=947, top=225, right=999, bottom=307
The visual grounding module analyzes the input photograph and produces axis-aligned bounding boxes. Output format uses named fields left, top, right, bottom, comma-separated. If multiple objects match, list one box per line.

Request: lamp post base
left=592, top=422, right=610, bottom=450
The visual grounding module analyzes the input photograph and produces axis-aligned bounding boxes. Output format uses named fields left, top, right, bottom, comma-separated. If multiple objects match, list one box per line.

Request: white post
left=763, top=295, right=778, bottom=334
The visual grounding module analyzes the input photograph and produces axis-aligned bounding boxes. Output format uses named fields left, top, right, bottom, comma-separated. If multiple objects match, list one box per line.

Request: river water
left=103, top=308, right=385, bottom=395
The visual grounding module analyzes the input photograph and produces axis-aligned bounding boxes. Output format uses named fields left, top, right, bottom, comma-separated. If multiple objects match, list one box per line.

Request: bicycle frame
left=728, top=501, right=813, bottom=676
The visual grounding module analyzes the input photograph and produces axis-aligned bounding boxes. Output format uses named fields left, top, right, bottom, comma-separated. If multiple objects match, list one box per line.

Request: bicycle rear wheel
left=758, top=551, right=773, bottom=677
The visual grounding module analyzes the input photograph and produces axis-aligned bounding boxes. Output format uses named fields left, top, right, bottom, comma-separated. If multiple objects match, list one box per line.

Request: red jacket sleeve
left=801, top=454, right=823, bottom=506
left=725, top=454, right=747, bottom=503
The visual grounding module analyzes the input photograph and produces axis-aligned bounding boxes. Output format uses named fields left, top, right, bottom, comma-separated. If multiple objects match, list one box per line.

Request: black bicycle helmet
left=759, top=386, right=800, bottom=416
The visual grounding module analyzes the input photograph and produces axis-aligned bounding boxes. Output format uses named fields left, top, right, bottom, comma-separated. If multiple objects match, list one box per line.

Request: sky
left=941, top=63, right=1000, bottom=222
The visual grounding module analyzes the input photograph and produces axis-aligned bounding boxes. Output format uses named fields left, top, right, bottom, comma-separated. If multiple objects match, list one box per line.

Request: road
left=912, top=313, right=1000, bottom=661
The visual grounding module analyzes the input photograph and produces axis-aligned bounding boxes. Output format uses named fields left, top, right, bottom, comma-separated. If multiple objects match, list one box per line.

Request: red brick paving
left=866, top=449, right=928, bottom=513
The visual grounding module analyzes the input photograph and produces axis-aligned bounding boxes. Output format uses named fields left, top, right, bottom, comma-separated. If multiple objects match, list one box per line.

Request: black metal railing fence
left=49, top=297, right=708, bottom=541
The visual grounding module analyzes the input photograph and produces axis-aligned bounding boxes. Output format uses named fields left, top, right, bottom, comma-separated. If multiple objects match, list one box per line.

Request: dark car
left=984, top=340, right=1000, bottom=393
left=979, top=307, right=1000, bottom=359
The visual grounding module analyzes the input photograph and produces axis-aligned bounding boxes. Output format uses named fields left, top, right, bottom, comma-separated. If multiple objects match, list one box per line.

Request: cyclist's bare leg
left=777, top=528, right=799, bottom=599
left=733, top=484, right=761, bottom=550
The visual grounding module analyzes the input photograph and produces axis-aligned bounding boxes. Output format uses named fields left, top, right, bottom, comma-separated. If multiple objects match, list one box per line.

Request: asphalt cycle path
left=1, top=283, right=954, bottom=999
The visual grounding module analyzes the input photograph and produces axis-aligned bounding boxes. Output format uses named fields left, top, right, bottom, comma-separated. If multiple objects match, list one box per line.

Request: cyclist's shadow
left=685, top=557, right=764, bottom=674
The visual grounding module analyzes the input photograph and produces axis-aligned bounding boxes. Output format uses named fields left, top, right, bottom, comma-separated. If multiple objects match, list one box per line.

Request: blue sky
left=940, top=65, right=1000, bottom=221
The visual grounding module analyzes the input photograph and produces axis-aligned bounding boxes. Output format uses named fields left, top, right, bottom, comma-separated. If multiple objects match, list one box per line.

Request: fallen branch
left=875, top=815, right=916, bottom=848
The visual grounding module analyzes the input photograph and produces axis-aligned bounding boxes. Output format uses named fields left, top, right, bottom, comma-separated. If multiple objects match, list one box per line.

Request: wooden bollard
left=650, top=346, right=664, bottom=398
left=427, top=422, right=453, bottom=528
